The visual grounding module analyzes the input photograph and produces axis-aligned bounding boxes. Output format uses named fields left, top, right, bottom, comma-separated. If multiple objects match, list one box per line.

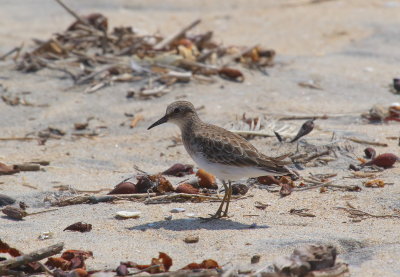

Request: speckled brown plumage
left=182, top=120, right=290, bottom=175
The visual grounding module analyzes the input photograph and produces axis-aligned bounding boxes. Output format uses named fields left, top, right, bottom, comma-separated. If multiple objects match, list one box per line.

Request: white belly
left=190, top=152, right=271, bottom=181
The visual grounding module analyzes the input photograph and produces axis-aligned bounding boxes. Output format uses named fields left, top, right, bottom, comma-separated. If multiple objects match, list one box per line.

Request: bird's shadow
left=127, top=218, right=270, bottom=231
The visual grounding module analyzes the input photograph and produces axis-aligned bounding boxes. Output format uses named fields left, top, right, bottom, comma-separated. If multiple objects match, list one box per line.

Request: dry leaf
left=0, top=239, right=23, bottom=257
left=133, top=252, right=173, bottom=274
left=108, top=181, right=137, bottom=194
left=63, top=222, right=92, bottom=233
left=218, top=67, right=244, bottom=82
left=162, top=163, right=194, bottom=177
left=364, top=153, right=398, bottom=168
left=364, top=179, right=385, bottom=188
left=182, top=259, right=220, bottom=270
left=257, top=175, right=279, bottom=185
left=149, top=174, right=175, bottom=193
left=2, top=206, right=28, bottom=220
left=196, top=169, right=217, bottom=189
left=176, top=183, right=199, bottom=194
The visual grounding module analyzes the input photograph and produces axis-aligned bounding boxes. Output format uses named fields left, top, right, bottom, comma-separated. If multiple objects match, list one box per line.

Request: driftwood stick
left=0, top=242, right=64, bottom=272
left=0, top=137, right=37, bottom=141
left=144, top=193, right=222, bottom=204
left=154, top=19, right=201, bottom=50
left=335, top=207, right=400, bottom=219
left=302, top=150, right=331, bottom=162
left=260, top=112, right=359, bottom=120
left=133, top=269, right=219, bottom=277
left=53, top=0, right=88, bottom=25
left=53, top=193, right=157, bottom=206
left=345, top=137, right=388, bottom=147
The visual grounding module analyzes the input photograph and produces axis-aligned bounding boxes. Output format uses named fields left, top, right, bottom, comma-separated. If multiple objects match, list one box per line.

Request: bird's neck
left=179, top=114, right=202, bottom=135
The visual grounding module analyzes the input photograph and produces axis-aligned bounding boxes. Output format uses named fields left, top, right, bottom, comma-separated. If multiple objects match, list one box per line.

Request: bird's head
left=147, top=101, right=197, bottom=130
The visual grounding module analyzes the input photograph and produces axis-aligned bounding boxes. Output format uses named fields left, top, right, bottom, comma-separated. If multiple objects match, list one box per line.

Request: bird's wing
left=192, top=125, right=290, bottom=175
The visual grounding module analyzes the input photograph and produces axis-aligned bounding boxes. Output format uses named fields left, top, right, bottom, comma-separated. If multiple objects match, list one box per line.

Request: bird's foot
left=200, top=212, right=229, bottom=221
left=222, top=212, right=230, bottom=218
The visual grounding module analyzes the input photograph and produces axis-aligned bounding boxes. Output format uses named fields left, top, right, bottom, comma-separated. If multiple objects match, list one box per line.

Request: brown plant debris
left=162, top=163, right=194, bottom=177
left=46, top=249, right=93, bottom=271
left=0, top=162, right=20, bottom=175
left=290, top=118, right=315, bottom=142
left=362, top=103, right=400, bottom=123
left=63, top=222, right=92, bottom=232
left=0, top=241, right=64, bottom=275
left=273, top=245, right=348, bottom=277
left=363, top=179, right=385, bottom=188
left=289, top=208, right=316, bottom=217
left=1, top=206, right=28, bottom=220
left=335, top=203, right=400, bottom=220
left=196, top=169, right=217, bottom=189
left=362, top=153, right=398, bottom=168
left=15, top=3, right=276, bottom=94
left=181, top=259, right=220, bottom=270
left=108, top=181, right=137, bottom=194
left=176, top=183, right=200, bottom=194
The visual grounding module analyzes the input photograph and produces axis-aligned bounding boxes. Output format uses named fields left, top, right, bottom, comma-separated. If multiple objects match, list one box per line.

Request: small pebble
left=251, top=254, right=261, bottom=264
left=185, top=213, right=197, bottom=218
left=164, top=215, right=172, bottom=221
left=115, top=211, right=141, bottom=218
left=170, top=208, right=185, bottom=213
left=0, top=194, right=16, bottom=207
left=184, top=235, right=199, bottom=243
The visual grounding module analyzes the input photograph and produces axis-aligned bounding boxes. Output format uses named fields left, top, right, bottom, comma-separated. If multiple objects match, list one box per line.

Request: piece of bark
left=0, top=242, right=64, bottom=273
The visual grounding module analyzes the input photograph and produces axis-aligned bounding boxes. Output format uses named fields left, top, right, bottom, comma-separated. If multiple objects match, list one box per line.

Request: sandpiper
left=148, top=101, right=292, bottom=218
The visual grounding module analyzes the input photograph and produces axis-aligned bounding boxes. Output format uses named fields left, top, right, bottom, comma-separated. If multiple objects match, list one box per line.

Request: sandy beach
left=1, top=0, right=400, bottom=276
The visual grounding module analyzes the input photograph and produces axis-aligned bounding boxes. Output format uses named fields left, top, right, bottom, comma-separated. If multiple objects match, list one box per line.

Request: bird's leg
left=209, top=180, right=229, bottom=219
left=222, top=181, right=232, bottom=217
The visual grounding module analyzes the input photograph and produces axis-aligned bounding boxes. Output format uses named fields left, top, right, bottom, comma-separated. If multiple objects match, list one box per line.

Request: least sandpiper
left=148, top=101, right=292, bottom=218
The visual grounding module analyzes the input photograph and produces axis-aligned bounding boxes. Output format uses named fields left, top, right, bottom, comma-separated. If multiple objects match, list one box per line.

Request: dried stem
left=0, top=242, right=64, bottom=273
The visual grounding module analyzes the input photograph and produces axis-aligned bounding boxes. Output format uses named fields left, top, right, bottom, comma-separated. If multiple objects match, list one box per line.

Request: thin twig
left=294, top=180, right=335, bottom=191
left=335, top=207, right=400, bottom=219
left=345, top=137, right=388, bottom=147
left=53, top=0, right=88, bottom=25
left=28, top=208, right=59, bottom=216
left=0, top=46, right=21, bottom=61
left=154, top=19, right=201, bottom=50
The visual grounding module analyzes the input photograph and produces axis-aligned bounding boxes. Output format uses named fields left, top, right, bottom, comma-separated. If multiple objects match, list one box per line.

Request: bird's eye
left=174, top=108, right=180, bottom=113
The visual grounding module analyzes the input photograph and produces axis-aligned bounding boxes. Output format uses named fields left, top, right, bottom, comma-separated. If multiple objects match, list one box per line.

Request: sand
left=1, top=0, right=400, bottom=276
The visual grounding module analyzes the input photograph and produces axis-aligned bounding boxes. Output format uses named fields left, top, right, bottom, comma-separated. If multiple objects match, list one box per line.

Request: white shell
left=38, top=231, right=54, bottom=240
left=170, top=208, right=186, bottom=213
left=116, top=211, right=141, bottom=218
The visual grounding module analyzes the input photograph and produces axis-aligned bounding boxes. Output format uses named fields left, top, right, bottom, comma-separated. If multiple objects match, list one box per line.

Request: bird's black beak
left=147, top=115, right=168, bottom=130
